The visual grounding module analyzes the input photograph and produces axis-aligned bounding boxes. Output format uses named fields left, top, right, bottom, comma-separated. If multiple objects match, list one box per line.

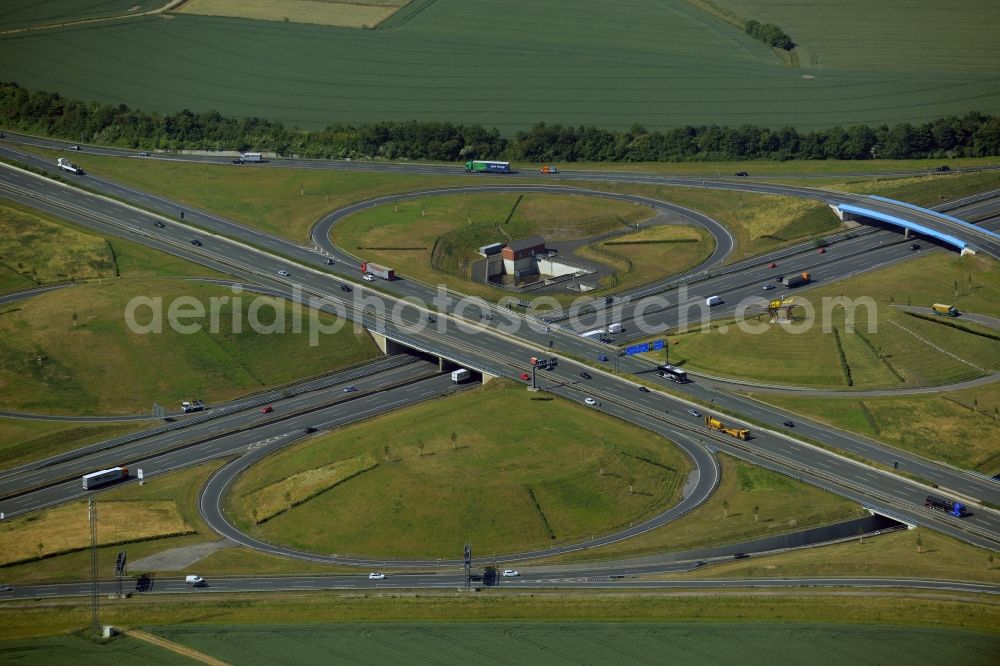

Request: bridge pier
left=368, top=330, right=405, bottom=356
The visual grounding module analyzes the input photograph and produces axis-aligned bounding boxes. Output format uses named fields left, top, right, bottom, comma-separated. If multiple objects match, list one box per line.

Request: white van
left=185, top=575, right=206, bottom=586
left=607, top=323, right=623, bottom=334
left=705, top=295, right=723, bottom=307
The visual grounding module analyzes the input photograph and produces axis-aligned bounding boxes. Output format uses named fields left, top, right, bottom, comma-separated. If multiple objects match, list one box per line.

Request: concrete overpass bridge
left=832, top=195, right=1000, bottom=257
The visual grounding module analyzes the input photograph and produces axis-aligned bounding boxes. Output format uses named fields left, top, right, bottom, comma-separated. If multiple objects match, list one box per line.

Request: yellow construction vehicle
left=705, top=415, right=750, bottom=440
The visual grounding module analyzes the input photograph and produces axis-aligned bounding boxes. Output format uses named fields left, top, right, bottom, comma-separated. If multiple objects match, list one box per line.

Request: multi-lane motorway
left=0, top=136, right=998, bottom=591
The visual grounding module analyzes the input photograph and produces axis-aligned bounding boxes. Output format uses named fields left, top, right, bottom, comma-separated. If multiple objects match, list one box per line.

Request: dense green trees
left=745, top=20, right=794, bottom=50
left=1, top=82, right=997, bottom=163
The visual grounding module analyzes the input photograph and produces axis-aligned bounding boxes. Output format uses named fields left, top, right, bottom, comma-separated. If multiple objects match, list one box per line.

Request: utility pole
left=89, top=498, right=100, bottom=633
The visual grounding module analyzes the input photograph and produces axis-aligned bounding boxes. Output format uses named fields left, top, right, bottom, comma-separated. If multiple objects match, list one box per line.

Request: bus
left=82, top=466, right=128, bottom=490
left=465, top=160, right=511, bottom=174
left=657, top=364, right=688, bottom=383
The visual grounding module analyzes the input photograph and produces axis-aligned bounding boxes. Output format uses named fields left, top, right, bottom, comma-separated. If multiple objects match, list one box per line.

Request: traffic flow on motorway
left=0, top=135, right=998, bottom=590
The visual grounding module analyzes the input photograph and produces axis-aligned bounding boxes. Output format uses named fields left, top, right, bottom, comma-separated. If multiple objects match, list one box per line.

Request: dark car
left=134, top=574, right=153, bottom=593
left=783, top=420, right=794, bottom=427
left=909, top=243, right=920, bottom=251
left=776, top=275, right=784, bottom=282
left=190, top=239, right=203, bottom=246
left=153, top=220, right=165, bottom=228
left=734, top=171, right=748, bottom=177
left=580, top=371, right=592, bottom=380
left=323, top=258, right=335, bottom=265
left=933, top=165, right=950, bottom=172
left=341, top=284, right=352, bottom=292
left=638, top=386, right=650, bottom=393
left=304, top=426, right=317, bottom=434
left=734, top=552, right=750, bottom=560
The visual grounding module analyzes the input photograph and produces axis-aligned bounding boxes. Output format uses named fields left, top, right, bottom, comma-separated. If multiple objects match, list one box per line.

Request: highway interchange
left=0, top=135, right=999, bottom=596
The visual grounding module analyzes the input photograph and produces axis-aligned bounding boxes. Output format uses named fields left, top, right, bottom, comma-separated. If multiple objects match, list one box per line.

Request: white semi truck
left=57, top=157, right=83, bottom=174
left=451, top=368, right=471, bottom=383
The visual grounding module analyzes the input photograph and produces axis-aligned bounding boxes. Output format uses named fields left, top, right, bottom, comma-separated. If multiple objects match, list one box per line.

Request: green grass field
left=226, top=380, right=691, bottom=559
left=574, top=224, right=714, bottom=291
left=0, top=278, right=379, bottom=414
left=659, top=252, right=1000, bottom=389
left=0, top=200, right=228, bottom=295
left=1, top=2, right=998, bottom=133
left=537, top=453, right=863, bottom=564
left=142, top=622, right=1000, bottom=665
left=759, top=381, right=1000, bottom=475
left=332, top=191, right=654, bottom=295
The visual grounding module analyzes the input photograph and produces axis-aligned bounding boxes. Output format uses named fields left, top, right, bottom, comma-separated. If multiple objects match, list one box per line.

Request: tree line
left=2, top=81, right=998, bottom=163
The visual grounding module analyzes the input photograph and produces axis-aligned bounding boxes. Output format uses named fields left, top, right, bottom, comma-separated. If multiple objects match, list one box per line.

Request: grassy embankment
left=225, top=380, right=690, bottom=559
left=758, top=381, right=1000, bottom=476
left=825, top=169, right=1000, bottom=205
left=0, top=278, right=379, bottom=415
left=0, top=200, right=227, bottom=296
left=573, top=223, right=714, bottom=290
left=677, top=523, right=1000, bottom=584
left=0, top=420, right=149, bottom=470
left=530, top=453, right=863, bottom=564
left=653, top=251, right=1000, bottom=389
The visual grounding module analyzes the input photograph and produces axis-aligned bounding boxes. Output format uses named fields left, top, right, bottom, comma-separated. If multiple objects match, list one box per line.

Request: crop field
left=144, top=622, right=1000, bottom=665
left=0, top=278, right=378, bottom=414
left=226, top=380, right=690, bottom=558
left=0, top=635, right=191, bottom=665
left=0, top=1, right=164, bottom=32
left=177, top=0, right=410, bottom=29
left=713, top=0, right=1000, bottom=73
left=1, top=1, right=998, bottom=133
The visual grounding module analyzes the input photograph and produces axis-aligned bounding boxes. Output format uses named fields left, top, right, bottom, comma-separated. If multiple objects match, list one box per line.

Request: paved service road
left=1, top=575, right=996, bottom=601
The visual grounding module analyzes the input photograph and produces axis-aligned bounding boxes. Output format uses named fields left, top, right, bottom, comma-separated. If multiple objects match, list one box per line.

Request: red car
left=260, top=405, right=273, bottom=413
left=768, top=262, right=777, bottom=268
left=817, top=247, right=827, bottom=254
left=519, top=373, right=530, bottom=381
